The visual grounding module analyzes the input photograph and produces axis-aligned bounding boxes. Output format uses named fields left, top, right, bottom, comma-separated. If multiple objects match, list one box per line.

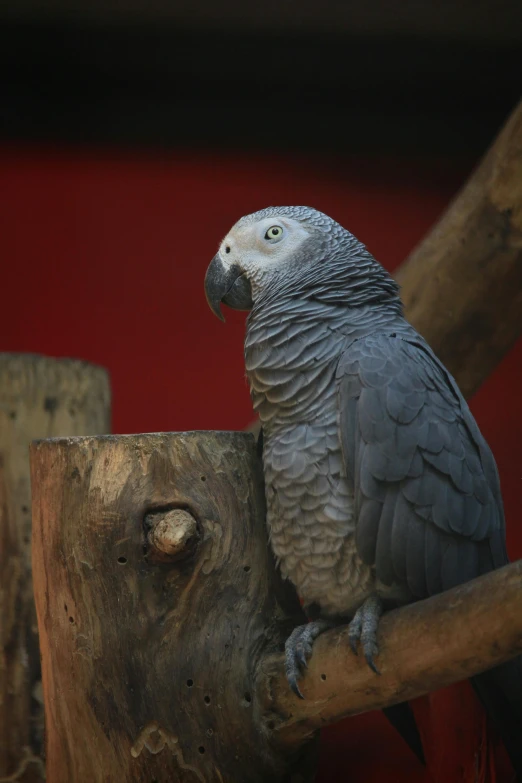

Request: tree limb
left=246, top=99, right=522, bottom=437
left=397, top=99, right=522, bottom=398
left=258, top=560, right=522, bottom=747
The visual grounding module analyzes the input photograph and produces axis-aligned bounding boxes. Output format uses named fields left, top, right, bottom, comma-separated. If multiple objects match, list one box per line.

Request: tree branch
left=258, top=560, right=522, bottom=747
left=246, top=99, right=522, bottom=437
left=397, top=99, right=522, bottom=399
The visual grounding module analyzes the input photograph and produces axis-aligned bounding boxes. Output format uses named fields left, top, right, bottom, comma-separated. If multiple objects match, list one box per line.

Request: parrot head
left=204, top=206, right=400, bottom=320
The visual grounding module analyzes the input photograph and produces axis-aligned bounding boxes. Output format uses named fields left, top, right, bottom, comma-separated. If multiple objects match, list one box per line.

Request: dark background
left=1, top=3, right=521, bottom=781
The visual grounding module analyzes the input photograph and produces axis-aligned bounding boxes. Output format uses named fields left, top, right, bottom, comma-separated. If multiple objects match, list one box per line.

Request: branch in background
left=0, top=354, right=110, bottom=781
left=397, top=100, right=522, bottom=399
left=246, top=100, right=522, bottom=436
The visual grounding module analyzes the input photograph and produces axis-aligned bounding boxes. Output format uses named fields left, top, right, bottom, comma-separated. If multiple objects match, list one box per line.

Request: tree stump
left=30, top=429, right=522, bottom=781
left=0, top=354, right=110, bottom=782
left=30, top=431, right=315, bottom=783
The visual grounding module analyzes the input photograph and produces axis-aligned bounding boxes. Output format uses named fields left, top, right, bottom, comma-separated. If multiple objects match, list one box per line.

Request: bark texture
left=0, top=354, right=110, bottom=782
left=259, top=560, right=522, bottom=748
left=30, top=427, right=522, bottom=778
left=397, top=100, right=522, bottom=399
left=30, top=431, right=316, bottom=783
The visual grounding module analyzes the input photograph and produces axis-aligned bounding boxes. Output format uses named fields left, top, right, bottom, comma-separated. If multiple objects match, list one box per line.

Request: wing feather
left=338, top=333, right=506, bottom=600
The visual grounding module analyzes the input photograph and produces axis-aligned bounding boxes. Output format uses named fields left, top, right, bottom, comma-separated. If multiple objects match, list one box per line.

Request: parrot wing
left=337, top=332, right=522, bottom=775
left=336, top=332, right=507, bottom=599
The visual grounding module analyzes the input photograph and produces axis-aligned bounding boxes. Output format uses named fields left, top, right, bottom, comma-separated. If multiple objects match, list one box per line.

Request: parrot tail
left=472, top=654, right=522, bottom=779
left=382, top=703, right=425, bottom=765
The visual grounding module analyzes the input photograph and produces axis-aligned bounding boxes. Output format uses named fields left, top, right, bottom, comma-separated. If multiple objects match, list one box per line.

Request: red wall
left=1, top=146, right=521, bottom=782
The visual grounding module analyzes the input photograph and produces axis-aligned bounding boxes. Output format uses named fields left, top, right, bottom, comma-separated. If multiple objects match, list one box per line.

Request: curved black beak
left=204, top=254, right=253, bottom=321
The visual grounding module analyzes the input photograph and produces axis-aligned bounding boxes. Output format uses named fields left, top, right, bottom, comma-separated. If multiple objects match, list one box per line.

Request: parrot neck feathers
left=250, top=248, right=403, bottom=318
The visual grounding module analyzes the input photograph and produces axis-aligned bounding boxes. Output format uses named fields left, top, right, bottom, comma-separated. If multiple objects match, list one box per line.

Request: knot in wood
left=146, top=509, right=199, bottom=563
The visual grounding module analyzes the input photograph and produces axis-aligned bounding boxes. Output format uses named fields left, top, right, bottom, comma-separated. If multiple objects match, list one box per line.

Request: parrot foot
left=284, top=619, right=334, bottom=699
left=347, top=595, right=383, bottom=674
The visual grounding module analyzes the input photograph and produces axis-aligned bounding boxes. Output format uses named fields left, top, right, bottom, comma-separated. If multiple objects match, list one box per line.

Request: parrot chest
left=260, top=401, right=376, bottom=617
left=245, top=310, right=377, bottom=617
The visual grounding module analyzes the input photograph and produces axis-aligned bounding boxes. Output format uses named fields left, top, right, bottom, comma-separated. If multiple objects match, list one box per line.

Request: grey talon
left=347, top=596, right=382, bottom=673
left=284, top=619, right=334, bottom=698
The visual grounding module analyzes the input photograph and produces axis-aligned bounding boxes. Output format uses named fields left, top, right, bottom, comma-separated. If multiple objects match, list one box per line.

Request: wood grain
left=30, top=431, right=316, bottom=782
left=260, top=560, right=522, bottom=748
left=0, top=353, right=110, bottom=782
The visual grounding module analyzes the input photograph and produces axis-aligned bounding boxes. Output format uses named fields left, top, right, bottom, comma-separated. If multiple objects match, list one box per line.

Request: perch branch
left=259, top=560, right=522, bottom=747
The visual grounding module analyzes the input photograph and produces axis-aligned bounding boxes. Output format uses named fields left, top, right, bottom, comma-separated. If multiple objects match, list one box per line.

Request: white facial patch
left=219, top=216, right=311, bottom=292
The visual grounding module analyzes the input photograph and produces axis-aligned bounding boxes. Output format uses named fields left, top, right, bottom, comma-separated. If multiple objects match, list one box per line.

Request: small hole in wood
left=243, top=565, right=251, bottom=573
left=64, top=604, right=68, bottom=612
left=44, top=396, right=58, bottom=414
left=117, top=556, right=128, bottom=565
left=204, top=695, right=211, bottom=705
left=198, top=746, right=205, bottom=754
left=225, top=246, right=230, bottom=254
left=244, top=692, right=252, bottom=703
left=267, top=721, right=275, bottom=731
left=200, top=475, right=206, bottom=482
left=187, top=679, right=194, bottom=687
left=21, top=505, right=29, bottom=514
left=68, top=617, right=74, bottom=624
left=321, top=673, right=327, bottom=681
left=9, top=411, right=16, bottom=419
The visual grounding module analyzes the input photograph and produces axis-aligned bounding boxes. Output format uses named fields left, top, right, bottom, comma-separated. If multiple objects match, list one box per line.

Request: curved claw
left=347, top=596, right=383, bottom=674
left=364, top=651, right=382, bottom=675
left=288, top=676, right=305, bottom=700
left=284, top=619, right=334, bottom=699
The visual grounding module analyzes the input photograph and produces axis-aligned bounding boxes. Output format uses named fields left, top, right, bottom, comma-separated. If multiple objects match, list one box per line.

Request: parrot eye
left=264, top=225, right=284, bottom=242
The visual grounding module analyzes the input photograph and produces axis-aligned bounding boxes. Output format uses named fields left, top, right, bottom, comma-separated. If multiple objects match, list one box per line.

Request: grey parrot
left=204, top=206, right=522, bottom=773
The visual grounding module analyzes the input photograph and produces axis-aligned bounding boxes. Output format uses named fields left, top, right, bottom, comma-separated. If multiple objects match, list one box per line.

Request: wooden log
left=30, top=431, right=316, bottom=783
left=260, top=560, right=522, bottom=748
left=0, top=354, right=110, bottom=782
left=245, top=99, right=522, bottom=436
left=397, top=100, right=522, bottom=399
left=31, top=428, right=522, bottom=776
